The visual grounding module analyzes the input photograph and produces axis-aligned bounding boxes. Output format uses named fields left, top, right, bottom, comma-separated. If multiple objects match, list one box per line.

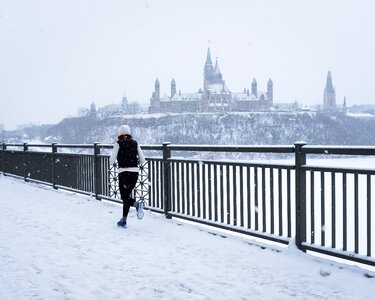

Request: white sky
left=0, top=0, right=374, bottom=130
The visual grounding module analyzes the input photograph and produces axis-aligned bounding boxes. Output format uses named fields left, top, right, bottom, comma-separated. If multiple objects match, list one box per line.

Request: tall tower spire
left=204, top=47, right=214, bottom=92
left=121, top=92, right=128, bottom=112
left=149, top=78, right=161, bottom=113
left=326, top=71, right=334, bottom=92
left=267, top=78, right=273, bottom=104
left=171, top=78, right=176, bottom=98
left=251, top=78, right=257, bottom=97
left=323, top=71, right=336, bottom=110
left=154, top=78, right=160, bottom=99
left=205, top=47, right=213, bottom=66
left=212, top=58, right=223, bottom=84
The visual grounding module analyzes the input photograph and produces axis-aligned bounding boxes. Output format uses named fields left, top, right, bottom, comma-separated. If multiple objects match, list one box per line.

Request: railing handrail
left=302, top=145, right=375, bottom=155
left=302, top=164, right=375, bottom=174
left=2, top=142, right=164, bottom=150
left=4, top=142, right=375, bottom=155
left=167, top=144, right=295, bottom=153
left=167, top=157, right=295, bottom=169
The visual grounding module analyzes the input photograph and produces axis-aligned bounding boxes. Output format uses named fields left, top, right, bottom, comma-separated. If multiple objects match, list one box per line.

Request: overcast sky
left=0, top=0, right=374, bottom=130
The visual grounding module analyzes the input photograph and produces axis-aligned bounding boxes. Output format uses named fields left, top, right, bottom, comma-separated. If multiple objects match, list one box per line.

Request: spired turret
left=212, top=58, right=223, bottom=84
left=149, top=78, right=161, bottom=113
left=252, top=79, right=257, bottom=97
left=121, top=94, right=128, bottom=112
left=154, top=78, right=160, bottom=99
left=171, top=78, right=176, bottom=98
left=267, top=78, right=273, bottom=103
left=204, top=47, right=214, bottom=92
left=323, top=71, right=336, bottom=110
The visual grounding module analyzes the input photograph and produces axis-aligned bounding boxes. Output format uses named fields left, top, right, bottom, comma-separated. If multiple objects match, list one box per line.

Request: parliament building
left=149, top=48, right=273, bottom=113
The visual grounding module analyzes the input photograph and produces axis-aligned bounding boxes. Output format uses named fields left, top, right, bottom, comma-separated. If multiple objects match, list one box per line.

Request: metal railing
left=299, top=145, right=375, bottom=266
left=1, top=142, right=374, bottom=267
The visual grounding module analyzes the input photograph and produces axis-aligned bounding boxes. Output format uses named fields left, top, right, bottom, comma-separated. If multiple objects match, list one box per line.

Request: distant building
left=77, top=95, right=144, bottom=119
left=149, top=48, right=273, bottom=113
left=126, top=102, right=142, bottom=115
left=98, top=99, right=142, bottom=117
left=98, top=104, right=121, bottom=117
left=121, top=96, right=128, bottom=112
left=323, top=71, right=336, bottom=110
left=0, top=124, right=4, bottom=131
left=77, top=107, right=90, bottom=117
left=88, top=102, right=98, bottom=118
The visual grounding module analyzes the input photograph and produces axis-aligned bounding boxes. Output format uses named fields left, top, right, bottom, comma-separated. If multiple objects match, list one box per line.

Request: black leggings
left=118, top=171, right=139, bottom=218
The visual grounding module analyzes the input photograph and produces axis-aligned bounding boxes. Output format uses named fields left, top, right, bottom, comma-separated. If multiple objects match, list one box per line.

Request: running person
left=109, top=125, right=146, bottom=227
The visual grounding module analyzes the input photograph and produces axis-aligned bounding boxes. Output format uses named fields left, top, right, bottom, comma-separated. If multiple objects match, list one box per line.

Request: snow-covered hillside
left=27, top=111, right=375, bottom=146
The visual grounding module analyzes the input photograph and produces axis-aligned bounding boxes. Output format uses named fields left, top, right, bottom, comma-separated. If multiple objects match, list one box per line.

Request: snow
left=346, top=112, right=375, bottom=118
left=1, top=175, right=374, bottom=299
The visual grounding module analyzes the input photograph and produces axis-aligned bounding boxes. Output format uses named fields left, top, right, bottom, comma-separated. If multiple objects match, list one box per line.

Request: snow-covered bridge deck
left=0, top=175, right=374, bottom=299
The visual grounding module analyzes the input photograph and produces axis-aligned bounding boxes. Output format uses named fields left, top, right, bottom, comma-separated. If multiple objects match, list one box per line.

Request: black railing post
left=295, top=141, right=307, bottom=251
left=93, top=143, right=101, bottom=200
left=163, top=142, right=172, bottom=219
left=23, top=142, right=28, bottom=181
left=2, top=143, right=6, bottom=175
left=52, top=143, right=57, bottom=189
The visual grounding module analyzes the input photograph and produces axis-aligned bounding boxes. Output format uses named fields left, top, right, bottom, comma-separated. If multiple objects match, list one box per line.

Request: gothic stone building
left=149, top=48, right=273, bottom=113
left=323, top=71, right=337, bottom=110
